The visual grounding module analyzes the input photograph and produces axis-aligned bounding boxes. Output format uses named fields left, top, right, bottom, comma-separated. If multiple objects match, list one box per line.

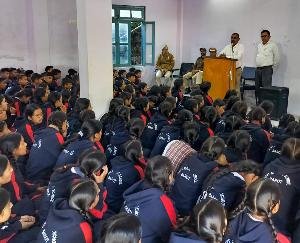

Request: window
left=112, top=5, right=155, bottom=67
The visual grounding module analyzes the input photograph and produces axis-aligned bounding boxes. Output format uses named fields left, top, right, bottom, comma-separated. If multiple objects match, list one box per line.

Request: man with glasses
left=220, top=33, right=244, bottom=94
left=255, top=30, right=279, bottom=88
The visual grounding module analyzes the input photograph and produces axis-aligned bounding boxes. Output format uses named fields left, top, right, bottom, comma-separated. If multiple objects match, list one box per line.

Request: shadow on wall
left=273, top=43, right=288, bottom=87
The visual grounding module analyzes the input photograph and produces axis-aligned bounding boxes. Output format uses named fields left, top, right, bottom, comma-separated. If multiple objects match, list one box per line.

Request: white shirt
left=220, top=43, right=244, bottom=68
left=256, top=40, right=279, bottom=67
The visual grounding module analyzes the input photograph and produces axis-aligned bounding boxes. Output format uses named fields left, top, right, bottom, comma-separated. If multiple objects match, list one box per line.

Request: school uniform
left=169, top=232, right=207, bottom=243
left=26, top=127, right=64, bottom=183
left=14, top=119, right=40, bottom=150
left=203, top=94, right=213, bottom=106
left=105, top=156, right=144, bottom=213
left=200, top=171, right=246, bottom=212
left=12, top=97, right=27, bottom=117
left=105, top=131, right=131, bottom=162
left=67, top=111, right=82, bottom=136
left=262, top=115, right=272, bottom=132
left=241, top=123, right=270, bottom=163
left=122, top=180, right=177, bottom=243
left=102, top=117, right=127, bottom=150
left=171, top=153, right=218, bottom=216
left=194, top=121, right=214, bottom=151
left=263, top=156, right=300, bottom=236
left=171, top=90, right=184, bottom=104
left=0, top=218, right=39, bottom=243
left=141, top=112, right=170, bottom=156
left=224, top=147, right=245, bottom=163
left=150, top=124, right=183, bottom=157
left=5, top=85, right=21, bottom=96
left=224, top=209, right=275, bottom=243
left=130, top=109, right=150, bottom=126
left=55, top=138, right=95, bottom=167
left=263, top=133, right=290, bottom=167
left=36, top=199, right=93, bottom=243
left=271, top=126, right=285, bottom=136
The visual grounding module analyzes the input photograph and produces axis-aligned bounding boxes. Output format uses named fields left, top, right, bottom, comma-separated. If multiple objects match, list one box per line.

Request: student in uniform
left=223, top=178, right=287, bottom=243
left=141, top=101, right=173, bottom=157
left=14, top=103, right=43, bottom=149
left=106, top=140, right=145, bottom=214
left=122, top=155, right=176, bottom=243
left=99, top=213, right=141, bottom=243
left=150, top=109, right=193, bottom=157
left=44, top=91, right=66, bottom=122
left=12, top=88, right=33, bottom=118
left=260, top=100, right=274, bottom=132
left=199, top=160, right=261, bottom=213
left=271, top=114, right=295, bottom=136
left=0, top=188, right=39, bottom=243
left=171, top=79, right=184, bottom=103
left=136, top=82, right=148, bottom=97
left=217, top=115, right=243, bottom=143
left=199, top=81, right=213, bottom=106
left=171, top=136, right=228, bottom=216
left=56, top=119, right=103, bottom=167
left=264, top=138, right=300, bottom=237
left=119, top=91, right=133, bottom=109
left=241, top=106, right=270, bottom=163
left=131, top=97, right=150, bottom=125
left=26, top=111, right=67, bottom=184
left=36, top=179, right=100, bottom=243
left=39, top=149, right=108, bottom=223
left=169, top=199, right=227, bottom=243
left=182, top=98, right=201, bottom=121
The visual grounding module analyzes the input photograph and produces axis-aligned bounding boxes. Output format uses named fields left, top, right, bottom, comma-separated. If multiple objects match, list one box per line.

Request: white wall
left=181, top=0, right=300, bottom=115
left=112, top=0, right=183, bottom=84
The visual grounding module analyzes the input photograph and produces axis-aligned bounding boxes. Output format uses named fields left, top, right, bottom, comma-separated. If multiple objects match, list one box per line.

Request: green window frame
left=112, top=5, right=155, bottom=67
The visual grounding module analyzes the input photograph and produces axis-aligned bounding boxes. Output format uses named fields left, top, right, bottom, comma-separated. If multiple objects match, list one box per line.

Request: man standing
left=220, top=33, right=244, bottom=93
left=255, top=30, right=279, bottom=87
left=183, top=48, right=206, bottom=89
left=156, top=45, right=175, bottom=86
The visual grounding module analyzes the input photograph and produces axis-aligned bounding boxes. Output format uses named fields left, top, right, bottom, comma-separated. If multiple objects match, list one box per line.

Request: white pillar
left=76, top=0, right=113, bottom=118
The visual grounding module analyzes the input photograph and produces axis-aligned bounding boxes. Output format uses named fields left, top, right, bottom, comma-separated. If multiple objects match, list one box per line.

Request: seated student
left=241, top=106, right=270, bottom=163
left=0, top=121, right=11, bottom=137
left=58, top=77, right=73, bottom=92
left=5, top=74, right=29, bottom=96
left=260, top=100, right=274, bottom=132
left=264, top=121, right=300, bottom=166
left=169, top=199, right=227, bottom=243
left=39, top=150, right=108, bottom=223
left=200, top=160, right=261, bottom=213
left=212, top=98, right=226, bottom=130
left=44, top=91, right=66, bottom=121
left=99, top=213, right=141, bottom=243
left=106, top=117, right=144, bottom=162
left=106, top=140, right=145, bottom=213
left=67, top=98, right=92, bottom=136
left=271, top=114, right=295, bottom=136
left=0, top=142, right=37, bottom=216
left=125, top=72, right=136, bottom=86
left=119, top=91, right=133, bottom=109
left=12, top=88, right=33, bottom=117
left=182, top=98, right=200, bottom=121
left=41, top=72, right=55, bottom=91
left=223, top=89, right=238, bottom=103
left=263, top=138, right=300, bottom=237
left=171, top=79, right=184, bottom=103
left=199, top=81, right=213, bottom=106
left=224, top=130, right=251, bottom=163
left=160, top=85, right=172, bottom=100
left=224, top=178, right=288, bottom=243
left=217, top=115, right=243, bottom=143
left=114, top=78, right=126, bottom=97
left=141, top=101, right=173, bottom=157
left=124, top=83, right=136, bottom=98
left=134, top=69, right=142, bottom=85
left=122, top=155, right=176, bottom=243
left=61, top=89, right=71, bottom=113
left=150, top=109, right=193, bottom=157
left=36, top=179, right=100, bottom=243
left=148, top=95, right=161, bottom=116
left=30, top=73, right=43, bottom=90
left=14, top=104, right=43, bottom=149
left=0, top=78, right=8, bottom=94
left=136, top=82, right=148, bottom=97
left=130, top=97, right=150, bottom=125
left=222, top=95, right=240, bottom=117
left=0, top=188, right=39, bottom=243
left=56, top=119, right=103, bottom=167
left=171, top=136, right=228, bottom=216
left=26, top=111, right=67, bottom=184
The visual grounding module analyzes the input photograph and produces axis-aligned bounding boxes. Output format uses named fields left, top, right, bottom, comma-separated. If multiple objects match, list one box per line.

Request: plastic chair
left=240, top=66, right=257, bottom=101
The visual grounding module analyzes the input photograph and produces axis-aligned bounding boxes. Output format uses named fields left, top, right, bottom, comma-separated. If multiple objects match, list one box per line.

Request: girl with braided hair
left=169, top=199, right=227, bottom=243
left=223, top=178, right=285, bottom=243
left=199, top=160, right=261, bottom=213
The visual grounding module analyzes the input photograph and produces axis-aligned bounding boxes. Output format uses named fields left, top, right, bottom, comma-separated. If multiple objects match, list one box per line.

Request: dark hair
left=133, top=97, right=149, bottom=112
left=118, top=70, right=126, bottom=77
left=15, top=88, right=33, bottom=98
left=183, top=98, right=199, bottom=114
left=34, top=87, right=48, bottom=104
left=80, top=119, right=102, bottom=139
left=145, top=155, right=173, bottom=192
left=0, top=133, right=22, bottom=161
left=199, top=81, right=211, bottom=94
left=52, top=69, right=61, bottom=76
left=225, top=95, right=240, bottom=111
left=279, top=114, right=295, bottom=129
left=179, top=199, right=227, bottom=243
left=281, top=138, right=300, bottom=161
left=45, top=66, right=53, bottom=72
left=99, top=213, right=141, bottom=243
left=122, top=140, right=143, bottom=164
left=48, top=111, right=67, bottom=134
left=48, top=91, right=62, bottom=106
left=190, top=88, right=203, bottom=97
left=119, top=92, right=132, bottom=103
left=128, top=118, right=145, bottom=139
left=126, top=72, right=135, bottom=79
left=148, top=85, right=161, bottom=97
left=79, top=110, right=96, bottom=122
left=108, top=98, right=124, bottom=115
left=160, top=85, right=171, bottom=97
left=0, top=187, right=10, bottom=213
left=31, top=73, right=42, bottom=82
left=0, top=121, right=7, bottom=133
left=79, top=150, right=107, bottom=178
left=134, top=69, right=141, bottom=75
left=69, top=179, right=98, bottom=216
left=183, top=122, right=199, bottom=146
left=249, top=107, right=266, bottom=124
left=115, top=105, right=130, bottom=122
left=124, top=84, right=135, bottom=94
left=61, top=77, right=73, bottom=87
left=164, top=96, right=176, bottom=107
left=68, top=68, right=77, bottom=76
left=62, top=89, right=71, bottom=103
left=224, top=89, right=238, bottom=101
left=159, top=101, right=173, bottom=118
left=74, top=98, right=91, bottom=113
left=231, top=101, right=248, bottom=120
left=200, top=136, right=225, bottom=160
left=202, top=106, right=218, bottom=126
left=174, top=109, right=193, bottom=126
left=213, top=99, right=225, bottom=108
left=227, top=130, right=251, bottom=159
left=25, top=103, right=41, bottom=120
left=261, top=30, right=271, bottom=36
left=172, top=79, right=184, bottom=92
left=223, top=115, right=243, bottom=133
left=260, top=100, right=274, bottom=114
left=0, top=154, right=9, bottom=177
left=137, top=82, right=148, bottom=93
left=285, top=121, right=300, bottom=138
left=0, top=94, right=5, bottom=104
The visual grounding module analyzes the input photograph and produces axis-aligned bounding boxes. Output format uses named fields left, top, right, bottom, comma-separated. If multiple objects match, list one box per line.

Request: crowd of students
left=0, top=65, right=299, bottom=243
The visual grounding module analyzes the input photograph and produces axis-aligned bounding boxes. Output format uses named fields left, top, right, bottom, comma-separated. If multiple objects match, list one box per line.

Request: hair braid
left=266, top=212, right=279, bottom=243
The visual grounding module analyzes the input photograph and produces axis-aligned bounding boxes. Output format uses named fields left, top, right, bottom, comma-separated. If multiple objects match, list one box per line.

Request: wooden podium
left=203, top=57, right=237, bottom=100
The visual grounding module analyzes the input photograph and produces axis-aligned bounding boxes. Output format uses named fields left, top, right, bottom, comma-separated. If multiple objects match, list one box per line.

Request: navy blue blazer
left=169, top=232, right=207, bottom=243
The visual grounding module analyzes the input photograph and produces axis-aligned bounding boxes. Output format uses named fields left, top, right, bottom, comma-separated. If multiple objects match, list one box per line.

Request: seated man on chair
left=156, top=45, right=175, bottom=86
left=183, top=48, right=206, bottom=90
